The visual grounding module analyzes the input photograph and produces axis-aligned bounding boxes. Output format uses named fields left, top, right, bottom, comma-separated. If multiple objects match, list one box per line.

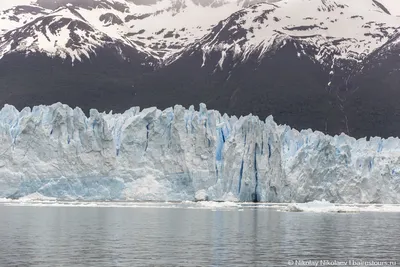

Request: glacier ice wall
left=0, top=103, right=399, bottom=203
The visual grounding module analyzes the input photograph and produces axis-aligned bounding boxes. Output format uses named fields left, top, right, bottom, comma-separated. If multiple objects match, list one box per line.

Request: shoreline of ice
left=1, top=198, right=400, bottom=213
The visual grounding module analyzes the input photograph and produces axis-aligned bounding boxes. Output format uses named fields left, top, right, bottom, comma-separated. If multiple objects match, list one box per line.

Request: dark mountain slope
left=0, top=48, right=154, bottom=113
left=341, top=34, right=400, bottom=138
left=133, top=40, right=348, bottom=136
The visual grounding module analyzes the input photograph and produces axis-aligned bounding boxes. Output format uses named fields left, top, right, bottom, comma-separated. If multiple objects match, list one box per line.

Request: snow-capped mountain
left=1, top=0, right=400, bottom=138
left=179, top=0, right=400, bottom=69
left=0, top=6, right=155, bottom=62
left=2, top=0, right=399, bottom=63
left=0, top=0, right=257, bottom=61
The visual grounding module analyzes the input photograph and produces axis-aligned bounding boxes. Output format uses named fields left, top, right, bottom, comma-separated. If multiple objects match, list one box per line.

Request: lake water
left=0, top=202, right=399, bottom=267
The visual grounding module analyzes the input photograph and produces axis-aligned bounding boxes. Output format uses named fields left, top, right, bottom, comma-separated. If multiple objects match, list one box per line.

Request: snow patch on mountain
left=0, top=0, right=34, bottom=12
left=0, top=4, right=48, bottom=33
left=374, top=0, right=400, bottom=16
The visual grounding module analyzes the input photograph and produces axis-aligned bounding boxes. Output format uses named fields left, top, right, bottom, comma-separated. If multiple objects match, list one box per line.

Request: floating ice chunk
left=195, top=190, right=209, bottom=201
left=19, top=192, right=57, bottom=202
left=283, top=200, right=400, bottom=213
left=220, top=192, right=239, bottom=202
left=357, top=205, right=400, bottom=213
left=284, top=200, right=338, bottom=212
left=196, top=201, right=239, bottom=209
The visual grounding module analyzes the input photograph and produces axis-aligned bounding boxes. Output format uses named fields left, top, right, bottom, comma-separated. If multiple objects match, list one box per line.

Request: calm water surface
left=0, top=204, right=399, bottom=267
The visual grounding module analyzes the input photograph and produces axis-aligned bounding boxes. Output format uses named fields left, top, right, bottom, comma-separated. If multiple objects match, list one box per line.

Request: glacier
left=0, top=102, right=399, bottom=203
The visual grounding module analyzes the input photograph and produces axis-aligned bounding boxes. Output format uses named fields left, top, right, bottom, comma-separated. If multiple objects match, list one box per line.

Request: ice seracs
left=0, top=103, right=400, bottom=203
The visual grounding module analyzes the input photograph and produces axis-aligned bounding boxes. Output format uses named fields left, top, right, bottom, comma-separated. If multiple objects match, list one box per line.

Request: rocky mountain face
left=0, top=0, right=400, bottom=138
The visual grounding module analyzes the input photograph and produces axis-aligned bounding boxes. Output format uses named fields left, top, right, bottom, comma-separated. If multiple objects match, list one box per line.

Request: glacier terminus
left=0, top=103, right=399, bottom=203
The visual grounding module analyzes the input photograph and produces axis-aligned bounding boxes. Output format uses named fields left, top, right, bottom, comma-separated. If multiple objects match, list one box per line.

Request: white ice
left=0, top=103, right=400, bottom=203
left=283, top=200, right=400, bottom=213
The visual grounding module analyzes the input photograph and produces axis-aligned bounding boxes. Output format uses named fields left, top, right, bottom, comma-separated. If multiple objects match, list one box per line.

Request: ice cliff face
left=0, top=103, right=399, bottom=203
